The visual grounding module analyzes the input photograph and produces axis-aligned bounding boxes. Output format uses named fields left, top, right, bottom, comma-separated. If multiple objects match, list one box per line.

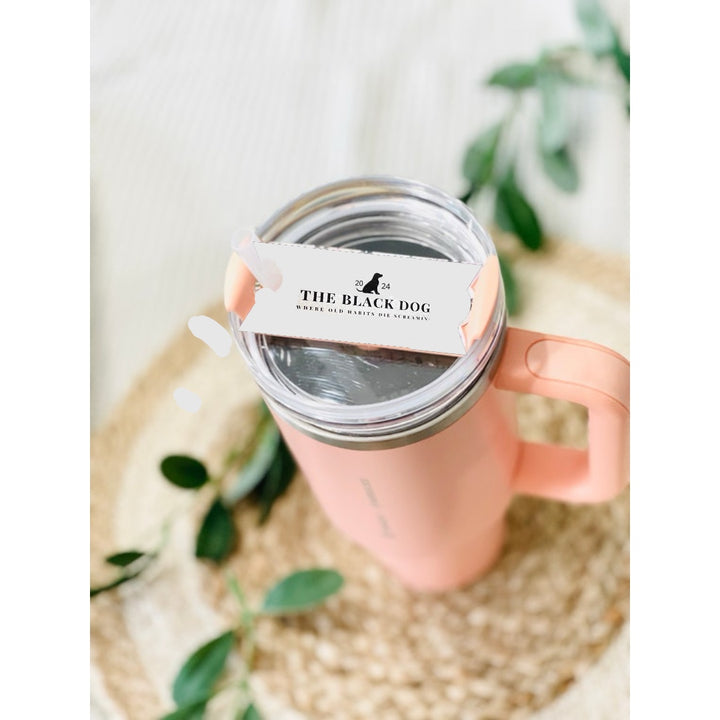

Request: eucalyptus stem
left=227, top=573, right=257, bottom=669
left=225, top=573, right=260, bottom=718
left=234, top=657, right=255, bottom=717
left=222, top=406, right=273, bottom=475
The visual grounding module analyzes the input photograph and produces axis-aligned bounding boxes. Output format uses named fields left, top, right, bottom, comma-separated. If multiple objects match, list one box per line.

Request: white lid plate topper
left=224, top=231, right=500, bottom=357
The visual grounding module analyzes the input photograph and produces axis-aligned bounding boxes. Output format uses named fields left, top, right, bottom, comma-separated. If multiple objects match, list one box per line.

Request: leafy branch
left=459, top=0, right=629, bottom=314
left=90, top=401, right=296, bottom=596
left=161, top=569, right=344, bottom=720
left=90, top=522, right=170, bottom=597
left=91, top=393, right=342, bottom=720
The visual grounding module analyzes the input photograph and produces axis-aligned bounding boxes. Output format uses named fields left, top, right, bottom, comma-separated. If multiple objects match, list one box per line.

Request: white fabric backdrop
left=91, top=0, right=629, bottom=427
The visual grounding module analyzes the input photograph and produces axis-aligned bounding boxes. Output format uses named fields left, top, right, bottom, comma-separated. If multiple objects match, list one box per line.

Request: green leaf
left=161, top=700, right=208, bottom=720
left=494, top=188, right=513, bottom=234
left=252, top=439, right=296, bottom=524
left=226, top=423, right=281, bottom=504
left=105, top=550, right=145, bottom=567
left=462, top=123, right=502, bottom=189
left=257, top=400, right=271, bottom=423
left=498, top=255, right=519, bottom=316
left=537, top=73, right=568, bottom=153
left=495, top=175, right=543, bottom=251
left=161, top=455, right=209, bottom=489
left=195, top=499, right=237, bottom=563
left=172, top=630, right=235, bottom=706
left=536, top=52, right=589, bottom=87
left=575, top=0, right=616, bottom=55
left=576, top=0, right=629, bottom=84
left=261, top=569, right=344, bottom=615
left=612, top=40, right=630, bottom=83
left=239, top=704, right=262, bottom=720
left=91, top=552, right=156, bottom=597
left=458, top=185, right=475, bottom=204
left=540, top=145, right=579, bottom=193
left=487, top=62, right=538, bottom=89
left=90, top=568, right=146, bottom=598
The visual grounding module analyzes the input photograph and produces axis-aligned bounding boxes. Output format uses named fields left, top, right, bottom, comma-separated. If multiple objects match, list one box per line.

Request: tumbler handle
left=493, top=327, right=630, bottom=503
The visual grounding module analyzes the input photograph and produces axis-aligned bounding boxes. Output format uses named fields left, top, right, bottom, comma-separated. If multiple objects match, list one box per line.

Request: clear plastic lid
left=230, top=177, right=506, bottom=444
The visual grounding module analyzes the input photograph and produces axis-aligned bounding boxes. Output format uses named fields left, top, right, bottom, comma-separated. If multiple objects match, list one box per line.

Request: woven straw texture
left=91, top=240, right=629, bottom=720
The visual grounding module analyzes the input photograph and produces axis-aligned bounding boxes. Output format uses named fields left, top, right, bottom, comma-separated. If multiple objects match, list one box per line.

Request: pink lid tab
left=460, top=255, right=500, bottom=351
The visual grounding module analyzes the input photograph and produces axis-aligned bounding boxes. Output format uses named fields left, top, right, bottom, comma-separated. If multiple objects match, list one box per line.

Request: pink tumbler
left=225, top=177, right=629, bottom=592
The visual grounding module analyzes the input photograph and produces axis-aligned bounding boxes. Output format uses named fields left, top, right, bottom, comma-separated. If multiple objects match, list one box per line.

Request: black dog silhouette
left=361, top=272, right=383, bottom=294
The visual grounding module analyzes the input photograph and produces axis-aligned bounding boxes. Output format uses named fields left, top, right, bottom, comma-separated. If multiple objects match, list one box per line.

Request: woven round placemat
left=90, top=240, right=629, bottom=720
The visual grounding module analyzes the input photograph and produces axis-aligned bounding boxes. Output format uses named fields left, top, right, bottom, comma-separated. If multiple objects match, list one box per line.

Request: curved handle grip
left=493, top=327, right=629, bottom=503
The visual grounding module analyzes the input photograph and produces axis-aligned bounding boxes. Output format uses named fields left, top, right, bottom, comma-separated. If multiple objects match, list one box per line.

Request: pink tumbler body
left=268, top=325, right=630, bottom=592
left=272, top=385, right=519, bottom=591
left=225, top=178, right=630, bottom=592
